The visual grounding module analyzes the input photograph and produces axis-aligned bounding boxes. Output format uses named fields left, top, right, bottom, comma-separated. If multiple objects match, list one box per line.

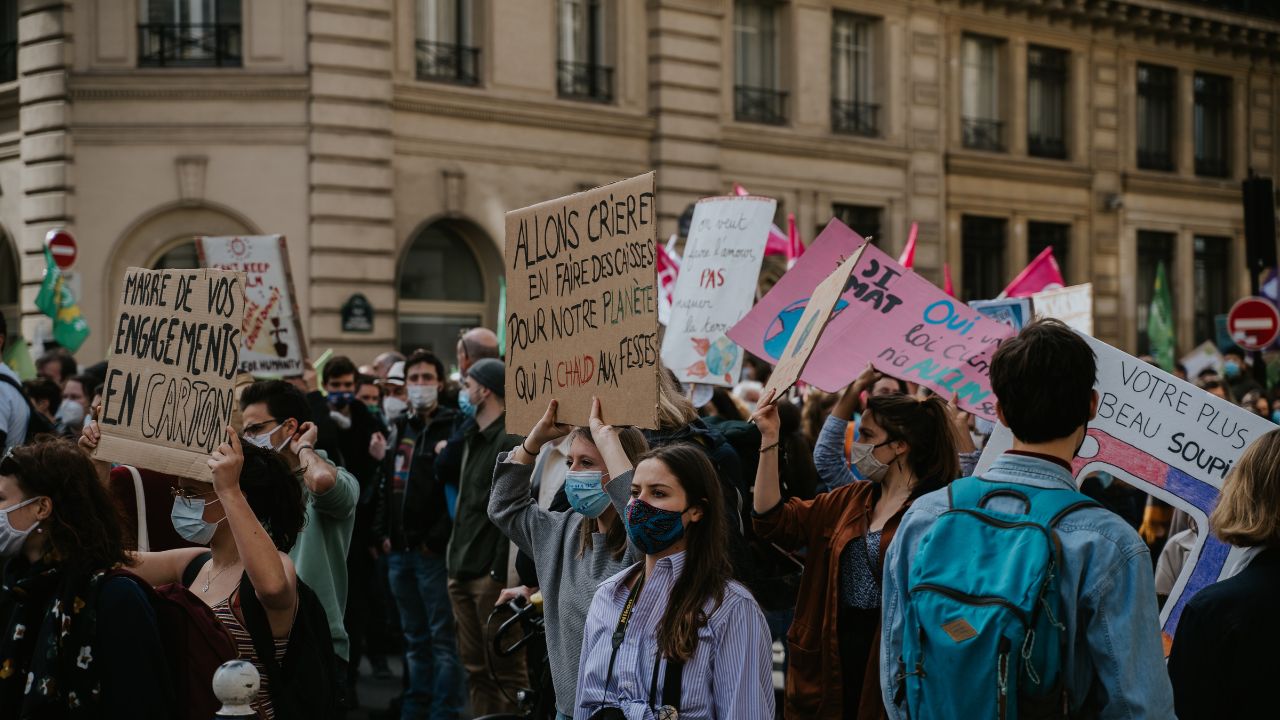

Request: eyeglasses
left=170, top=486, right=217, bottom=508
left=242, top=418, right=283, bottom=436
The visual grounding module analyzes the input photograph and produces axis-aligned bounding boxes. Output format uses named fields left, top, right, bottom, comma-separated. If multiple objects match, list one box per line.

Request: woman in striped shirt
left=574, top=410, right=775, bottom=719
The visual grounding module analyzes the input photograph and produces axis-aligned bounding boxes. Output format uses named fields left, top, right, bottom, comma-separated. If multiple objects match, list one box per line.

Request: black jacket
left=1168, top=545, right=1280, bottom=719
left=374, top=407, right=458, bottom=553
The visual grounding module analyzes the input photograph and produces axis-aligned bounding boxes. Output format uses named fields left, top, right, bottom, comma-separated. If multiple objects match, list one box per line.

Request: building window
left=557, top=0, right=612, bottom=103
left=961, top=35, right=1004, bottom=151
left=399, top=221, right=489, bottom=371
left=832, top=204, right=882, bottom=245
left=1136, top=230, right=1176, bottom=355
left=734, top=0, right=787, bottom=125
left=152, top=241, right=200, bottom=270
left=138, top=0, right=242, bottom=68
left=416, top=0, right=479, bottom=86
left=1194, top=235, right=1231, bottom=346
left=0, top=3, right=15, bottom=83
left=831, top=12, right=878, bottom=137
left=1027, top=221, right=1070, bottom=284
left=1027, top=45, right=1068, bottom=159
left=961, top=216, right=1007, bottom=301
left=1194, top=73, right=1230, bottom=178
left=1137, top=64, right=1176, bottom=171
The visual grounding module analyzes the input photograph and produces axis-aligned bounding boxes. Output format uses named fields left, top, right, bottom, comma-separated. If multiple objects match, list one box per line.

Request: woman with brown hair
left=0, top=438, right=171, bottom=719
left=488, top=397, right=648, bottom=719
left=574, top=402, right=774, bottom=719
left=753, top=389, right=960, bottom=719
left=1168, top=427, right=1280, bottom=719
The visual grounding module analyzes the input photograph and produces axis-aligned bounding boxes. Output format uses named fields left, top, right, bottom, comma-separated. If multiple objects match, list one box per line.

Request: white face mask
left=55, top=399, right=86, bottom=428
left=244, top=426, right=290, bottom=452
left=848, top=440, right=892, bottom=483
left=407, top=384, right=438, bottom=412
left=0, top=497, right=43, bottom=558
left=383, top=395, right=408, bottom=422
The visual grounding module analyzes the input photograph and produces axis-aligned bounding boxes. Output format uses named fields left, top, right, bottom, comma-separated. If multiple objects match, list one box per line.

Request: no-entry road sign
left=1228, top=296, right=1280, bottom=351
left=45, top=229, right=77, bottom=270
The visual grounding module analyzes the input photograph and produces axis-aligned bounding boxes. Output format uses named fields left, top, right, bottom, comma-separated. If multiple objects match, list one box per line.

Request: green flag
left=1148, top=260, right=1175, bottom=371
left=34, top=245, right=89, bottom=353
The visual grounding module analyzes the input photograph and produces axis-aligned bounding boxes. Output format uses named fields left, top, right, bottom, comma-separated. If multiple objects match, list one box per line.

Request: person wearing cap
left=444, top=356, right=528, bottom=715
left=373, top=349, right=465, bottom=720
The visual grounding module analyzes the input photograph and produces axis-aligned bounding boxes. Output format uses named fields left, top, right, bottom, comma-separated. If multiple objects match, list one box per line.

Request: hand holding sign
left=209, top=426, right=245, bottom=495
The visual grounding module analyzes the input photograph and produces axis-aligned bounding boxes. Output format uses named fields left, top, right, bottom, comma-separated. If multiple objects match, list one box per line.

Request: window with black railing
left=962, top=215, right=1007, bottom=302
left=1137, top=63, right=1176, bottom=171
left=558, top=0, right=613, bottom=102
left=832, top=204, right=882, bottom=245
left=1028, top=45, right=1068, bottom=159
left=0, top=2, right=15, bottom=83
left=1194, top=72, right=1230, bottom=178
left=416, top=0, right=480, bottom=85
left=137, top=0, right=241, bottom=67
left=735, top=0, right=786, bottom=124
left=831, top=11, right=879, bottom=137
left=961, top=34, right=1005, bottom=152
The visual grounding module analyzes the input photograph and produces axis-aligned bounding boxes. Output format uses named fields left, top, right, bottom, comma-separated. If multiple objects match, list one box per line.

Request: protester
left=753, top=389, right=959, bottom=718
left=1168, top=428, right=1280, bottom=718
left=355, top=373, right=383, bottom=420
left=382, top=361, right=409, bottom=431
left=1223, top=348, right=1262, bottom=401
left=445, top=357, right=529, bottom=714
left=35, top=350, right=76, bottom=387
left=0, top=316, right=30, bottom=453
left=372, top=351, right=405, bottom=383
left=240, top=380, right=360, bottom=709
left=322, top=356, right=385, bottom=485
left=1241, top=388, right=1270, bottom=418
left=455, top=327, right=499, bottom=376
left=58, top=373, right=93, bottom=434
left=373, top=349, right=465, bottom=720
left=21, top=378, right=60, bottom=428
left=489, top=397, right=647, bottom=719
left=574, top=437, right=775, bottom=718
left=0, top=438, right=172, bottom=719
left=880, top=319, right=1174, bottom=718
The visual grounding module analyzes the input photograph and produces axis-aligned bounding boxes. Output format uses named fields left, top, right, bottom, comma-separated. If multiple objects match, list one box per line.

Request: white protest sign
left=1033, top=283, right=1093, bottom=335
left=970, top=297, right=1033, bottom=331
left=1181, top=340, right=1224, bottom=380
left=977, top=332, right=1274, bottom=646
left=197, top=235, right=307, bottom=377
left=662, top=196, right=776, bottom=386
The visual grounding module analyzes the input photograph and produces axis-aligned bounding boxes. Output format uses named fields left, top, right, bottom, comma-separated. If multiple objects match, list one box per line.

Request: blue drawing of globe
left=706, top=336, right=740, bottom=376
left=763, top=297, right=851, bottom=361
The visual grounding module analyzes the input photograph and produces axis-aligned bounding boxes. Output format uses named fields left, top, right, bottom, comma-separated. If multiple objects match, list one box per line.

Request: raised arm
left=588, top=397, right=632, bottom=480
left=490, top=399, right=572, bottom=554
left=751, top=391, right=783, bottom=514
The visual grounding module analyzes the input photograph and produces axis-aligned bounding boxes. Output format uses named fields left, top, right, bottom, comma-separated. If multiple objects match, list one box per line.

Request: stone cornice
left=391, top=83, right=655, bottom=139
left=1121, top=169, right=1242, bottom=200
left=947, top=151, right=1095, bottom=188
left=720, top=124, right=911, bottom=169
left=68, top=73, right=310, bottom=101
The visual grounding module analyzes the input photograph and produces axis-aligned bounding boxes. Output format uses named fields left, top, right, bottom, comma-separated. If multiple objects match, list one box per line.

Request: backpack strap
left=182, top=552, right=213, bottom=588
left=949, top=477, right=1097, bottom=529
left=126, top=466, right=150, bottom=552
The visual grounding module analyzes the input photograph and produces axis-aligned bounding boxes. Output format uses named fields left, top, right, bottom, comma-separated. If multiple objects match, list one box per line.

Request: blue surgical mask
left=1225, top=360, right=1241, bottom=378
left=564, top=470, right=611, bottom=518
left=625, top=498, right=689, bottom=555
left=1271, top=409, right=1280, bottom=425
left=458, top=389, right=476, bottom=418
left=170, top=495, right=223, bottom=545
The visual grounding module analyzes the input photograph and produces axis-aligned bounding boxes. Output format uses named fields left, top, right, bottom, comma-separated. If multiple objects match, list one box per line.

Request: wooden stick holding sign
left=760, top=243, right=869, bottom=406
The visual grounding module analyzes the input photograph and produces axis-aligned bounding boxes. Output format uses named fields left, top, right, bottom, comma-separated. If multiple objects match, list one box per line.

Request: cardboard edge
left=95, top=434, right=214, bottom=482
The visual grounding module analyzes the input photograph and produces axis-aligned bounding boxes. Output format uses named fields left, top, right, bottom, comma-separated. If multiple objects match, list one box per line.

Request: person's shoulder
left=97, top=573, right=154, bottom=613
left=707, top=580, right=766, bottom=631
left=905, top=485, right=951, bottom=517
left=1054, top=502, right=1149, bottom=557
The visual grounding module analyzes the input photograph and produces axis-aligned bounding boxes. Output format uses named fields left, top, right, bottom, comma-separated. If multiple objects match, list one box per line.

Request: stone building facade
left=1, top=0, right=1278, bottom=369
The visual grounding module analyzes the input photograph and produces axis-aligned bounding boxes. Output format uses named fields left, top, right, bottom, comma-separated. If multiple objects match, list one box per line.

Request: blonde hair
left=569, top=426, right=649, bottom=560
left=657, top=368, right=699, bottom=430
left=1211, top=428, right=1280, bottom=547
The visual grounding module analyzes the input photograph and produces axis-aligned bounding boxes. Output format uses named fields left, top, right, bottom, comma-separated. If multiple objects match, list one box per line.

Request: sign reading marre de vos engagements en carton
left=95, top=267, right=246, bottom=481
left=504, top=173, right=660, bottom=431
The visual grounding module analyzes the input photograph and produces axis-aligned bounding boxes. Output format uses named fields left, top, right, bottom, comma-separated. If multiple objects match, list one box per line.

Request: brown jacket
left=753, top=481, right=911, bottom=720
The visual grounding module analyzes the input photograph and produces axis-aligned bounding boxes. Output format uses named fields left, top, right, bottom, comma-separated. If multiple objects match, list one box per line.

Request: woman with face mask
left=752, top=389, right=959, bottom=719
left=488, top=397, right=647, bottom=719
left=575, top=405, right=775, bottom=720
left=0, top=438, right=172, bottom=719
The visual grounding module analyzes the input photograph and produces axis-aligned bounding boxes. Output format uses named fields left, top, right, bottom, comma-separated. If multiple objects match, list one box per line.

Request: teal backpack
left=896, top=477, right=1097, bottom=719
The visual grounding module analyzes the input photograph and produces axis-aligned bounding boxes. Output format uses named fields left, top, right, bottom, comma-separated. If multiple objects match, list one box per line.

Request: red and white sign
left=1228, top=297, right=1280, bottom=351
left=44, top=229, right=77, bottom=270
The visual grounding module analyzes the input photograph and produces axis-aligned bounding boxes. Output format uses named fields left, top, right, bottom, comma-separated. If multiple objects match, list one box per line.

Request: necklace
left=202, top=560, right=238, bottom=593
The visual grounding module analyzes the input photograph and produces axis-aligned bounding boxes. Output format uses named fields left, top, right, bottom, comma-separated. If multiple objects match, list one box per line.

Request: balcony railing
left=735, top=86, right=788, bottom=125
left=137, top=23, right=242, bottom=67
left=831, top=100, right=879, bottom=137
left=1138, top=148, right=1175, bottom=171
left=1196, top=155, right=1230, bottom=178
left=557, top=61, right=613, bottom=103
left=415, top=40, right=480, bottom=86
left=1028, top=133, right=1067, bottom=159
left=962, top=117, right=1005, bottom=151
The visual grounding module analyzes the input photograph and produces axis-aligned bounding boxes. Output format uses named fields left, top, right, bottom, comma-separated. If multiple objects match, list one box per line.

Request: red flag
left=943, top=263, right=955, bottom=297
left=786, top=213, right=805, bottom=266
left=1001, top=246, right=1066, bottom=298
left=898, top=222, right=918, bottom=269
left=656, top=235, right=680, bottom=324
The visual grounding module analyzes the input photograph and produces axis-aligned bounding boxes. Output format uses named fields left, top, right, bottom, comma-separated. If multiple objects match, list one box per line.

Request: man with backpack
left=880, top=319, right=1174, bottom=719
left=0, top=315, right=33, bottom=452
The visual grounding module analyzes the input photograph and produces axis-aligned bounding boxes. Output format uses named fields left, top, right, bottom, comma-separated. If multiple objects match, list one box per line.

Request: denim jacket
left=879, top=452, right=1175, bottom=719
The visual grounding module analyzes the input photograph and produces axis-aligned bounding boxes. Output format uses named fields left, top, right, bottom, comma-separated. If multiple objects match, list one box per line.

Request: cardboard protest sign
left=197, top=235, right=307, bottom=377
left=1181, top=340, right=1224, bottom=380
left=970, top=297, right=1033, bottom=331
left=728, top=220, right=1015, bottom=420
left=1033, top=283, right=1093, bottom=335
left=662, top=196, right=776, bottom=386
left=96, top=267, right=246, bottom=481
left=761, top=243, right=868, bottom=403
left=504, top=173, right=660, bottom=431
left=976, top=332, right=1275, bottom=645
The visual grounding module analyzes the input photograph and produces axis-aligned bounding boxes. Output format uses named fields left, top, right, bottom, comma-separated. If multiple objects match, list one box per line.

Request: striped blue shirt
left=573, top=551, right=775, bottom=720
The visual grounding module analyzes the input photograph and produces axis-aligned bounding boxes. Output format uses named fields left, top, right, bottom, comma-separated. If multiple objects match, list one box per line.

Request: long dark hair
left=865, top=394, right=961, bottom=497
left=639, top=443, right=731, bottom=662
left=238, top=442, right=306, bottom=553
left=7, top=438, right=127, bottom=573
left=570, top=427, right=649, bottom=561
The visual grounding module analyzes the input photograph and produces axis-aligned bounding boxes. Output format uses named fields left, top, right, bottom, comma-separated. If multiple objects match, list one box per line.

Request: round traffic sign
left=1227, top=297, right=1280, bottom=351
left=45, top=229, right=77, bottom=270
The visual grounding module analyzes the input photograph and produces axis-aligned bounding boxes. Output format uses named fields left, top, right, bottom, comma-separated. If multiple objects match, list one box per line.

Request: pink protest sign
left=727, top=219, right=1015, bottom=420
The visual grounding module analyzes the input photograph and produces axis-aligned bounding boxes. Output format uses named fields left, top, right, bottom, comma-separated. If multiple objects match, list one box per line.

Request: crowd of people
left=1, top=309, right=1278, bottom=720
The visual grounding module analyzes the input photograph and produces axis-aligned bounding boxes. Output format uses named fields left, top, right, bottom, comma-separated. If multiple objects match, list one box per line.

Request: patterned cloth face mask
left=624, top=498, right=689, bottom=555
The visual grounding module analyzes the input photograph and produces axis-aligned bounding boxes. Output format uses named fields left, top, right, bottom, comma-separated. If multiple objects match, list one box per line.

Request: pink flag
left=943, top=263, right=955, bottom=297
left=786, top=213, right=805, bottom=266
left=656, top=234, right=680, bottom=325
left=1001, top=247, right=1065, bottom=298
left=899, top=222, right=918, bottom=269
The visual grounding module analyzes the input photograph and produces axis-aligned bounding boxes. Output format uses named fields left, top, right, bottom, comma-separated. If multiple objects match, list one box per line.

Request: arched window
left=398, top=220, right=492, bottom=373
left=152, top=239, right=199, bottom=269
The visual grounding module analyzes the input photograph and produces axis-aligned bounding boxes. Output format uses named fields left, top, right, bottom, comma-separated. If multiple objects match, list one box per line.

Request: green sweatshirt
left=447, top=413, right=522, bottom=581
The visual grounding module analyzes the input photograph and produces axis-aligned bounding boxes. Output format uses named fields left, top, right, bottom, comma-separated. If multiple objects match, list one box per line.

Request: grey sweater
left=487, top=451, right=636, bottom=715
